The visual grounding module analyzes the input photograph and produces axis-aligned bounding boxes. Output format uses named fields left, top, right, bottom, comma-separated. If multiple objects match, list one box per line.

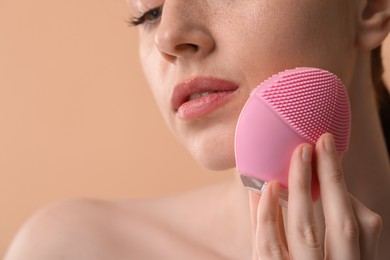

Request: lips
left=171, top=77, right=239, bottom=119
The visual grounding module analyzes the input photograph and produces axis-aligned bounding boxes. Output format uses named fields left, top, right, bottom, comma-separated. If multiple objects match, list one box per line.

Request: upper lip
left=171, top=76, right=239, bottom=111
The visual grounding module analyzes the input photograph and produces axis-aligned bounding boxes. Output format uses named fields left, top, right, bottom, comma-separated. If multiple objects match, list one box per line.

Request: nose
left=154, top=2, right=215, bottom=62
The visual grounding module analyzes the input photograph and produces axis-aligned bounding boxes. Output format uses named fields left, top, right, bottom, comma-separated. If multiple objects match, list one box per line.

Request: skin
left=382, top=36, right=390, bottom=92
left=134, top=0, right=357, bottom=170
left=5, top=0, right=390, bottom=259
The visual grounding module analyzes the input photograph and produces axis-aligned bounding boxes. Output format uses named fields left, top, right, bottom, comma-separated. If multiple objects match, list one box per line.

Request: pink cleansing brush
left=234, top=67, right=351, bottom=203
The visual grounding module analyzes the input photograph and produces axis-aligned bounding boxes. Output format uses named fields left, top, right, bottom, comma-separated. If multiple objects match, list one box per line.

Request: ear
left=356, top=0, right=390, bottom=50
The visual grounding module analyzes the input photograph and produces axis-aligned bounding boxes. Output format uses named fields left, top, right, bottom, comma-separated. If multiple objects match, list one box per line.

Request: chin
left=174, top=102, right=244, bottom=171
left=189, top=140, right=237, bottom=171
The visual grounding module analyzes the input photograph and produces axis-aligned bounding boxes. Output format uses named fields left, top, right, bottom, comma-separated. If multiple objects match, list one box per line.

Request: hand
left=249, top=133, right=383, bottom=259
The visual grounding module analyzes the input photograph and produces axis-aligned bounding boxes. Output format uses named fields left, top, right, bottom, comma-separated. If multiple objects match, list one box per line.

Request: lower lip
left=177, top=90, right=237, bottom=119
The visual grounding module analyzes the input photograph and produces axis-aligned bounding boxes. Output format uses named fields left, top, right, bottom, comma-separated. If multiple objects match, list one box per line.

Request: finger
left=249, top=189, right=287, bottom=259
left=249, top=191, right=261, bottom=259
left=249, top=189, right=288, bottom=258
left=316, top=133, right=360, bottom=260
left=249, top=191, right=261, bottom=239
left=287, top=144, right=323, bottom=259
left=256, top=181, right=289, bottom=259
left=278, top=207, right=288, bottom=252
left=349, top=194, right=383, bottom=260
left=248, top=190, right=260, bottom=259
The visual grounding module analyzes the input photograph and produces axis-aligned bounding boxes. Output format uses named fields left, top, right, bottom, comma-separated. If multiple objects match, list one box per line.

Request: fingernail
left=324, top=133, right=336, bottom=153
left=302, top=144, right=312, bottom=163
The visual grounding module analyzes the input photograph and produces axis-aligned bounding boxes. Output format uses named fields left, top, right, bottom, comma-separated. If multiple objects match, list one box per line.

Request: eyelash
left=129, top=6, right=163, bottom=27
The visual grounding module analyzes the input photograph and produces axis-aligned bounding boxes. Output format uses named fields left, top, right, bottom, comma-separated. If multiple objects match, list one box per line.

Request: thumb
left=248, top=190, right=261, bottom=234
left=248, top=190, right=261, bottom=259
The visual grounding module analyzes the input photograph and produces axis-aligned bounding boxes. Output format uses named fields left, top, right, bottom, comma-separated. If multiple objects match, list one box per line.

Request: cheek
left=225, top=1, right=355, bottom=85
left=140, top=43, right=167, bottom=108
left=139, top=38, right=186, bottom=143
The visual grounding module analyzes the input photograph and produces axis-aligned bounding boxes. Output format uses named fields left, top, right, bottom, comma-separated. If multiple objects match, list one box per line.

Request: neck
left=333, top=52, right=390, bottom=259
left=343, top=53, right=390, bottom=207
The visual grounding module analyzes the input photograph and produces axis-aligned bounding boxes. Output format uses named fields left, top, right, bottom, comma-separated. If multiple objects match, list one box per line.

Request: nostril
left=188, top=43, right=198, bottom=50
left=175, top=43, right=199, bottom=53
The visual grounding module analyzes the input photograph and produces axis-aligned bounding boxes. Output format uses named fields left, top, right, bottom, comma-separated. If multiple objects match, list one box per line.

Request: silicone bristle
left=259, top=68, right=351, bottom=153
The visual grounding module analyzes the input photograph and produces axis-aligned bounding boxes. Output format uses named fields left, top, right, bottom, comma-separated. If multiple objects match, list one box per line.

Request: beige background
left=1, top=0, right=390, bottom=257
left=0, top=0, right=233, bottom=256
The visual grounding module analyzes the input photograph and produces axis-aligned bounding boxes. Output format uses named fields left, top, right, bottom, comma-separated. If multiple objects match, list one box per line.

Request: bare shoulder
left=4, top=198, right=133, bottom=259
left=4, top=182, right=234, bottom=260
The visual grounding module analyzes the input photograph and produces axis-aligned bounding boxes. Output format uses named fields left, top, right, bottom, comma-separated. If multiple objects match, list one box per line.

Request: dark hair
left=372, top=45, right=390, bottom=155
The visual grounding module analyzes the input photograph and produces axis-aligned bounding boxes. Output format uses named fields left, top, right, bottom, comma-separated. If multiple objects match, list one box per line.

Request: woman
left=5, top=0, right=390, bottom=259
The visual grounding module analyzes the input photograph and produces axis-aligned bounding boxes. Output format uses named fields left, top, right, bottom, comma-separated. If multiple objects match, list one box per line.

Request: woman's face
left=129, top=0, right=357, bottom=170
